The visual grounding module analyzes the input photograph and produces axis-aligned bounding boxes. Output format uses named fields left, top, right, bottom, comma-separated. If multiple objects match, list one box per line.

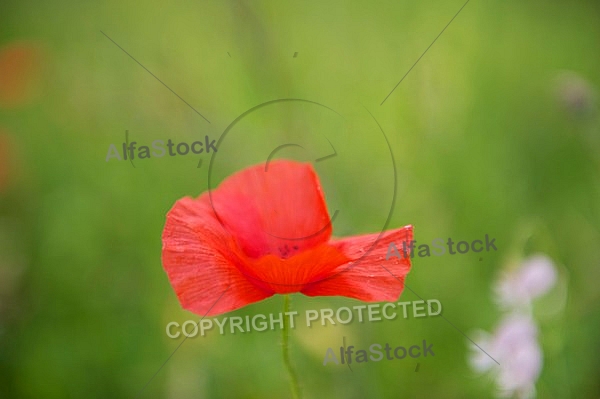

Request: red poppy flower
left=162, top=160, right=413, bottom=316
left=0, top=41, right=44, bottom=108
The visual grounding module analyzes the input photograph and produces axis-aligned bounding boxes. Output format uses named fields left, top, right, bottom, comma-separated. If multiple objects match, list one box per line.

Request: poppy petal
left=301, top=225, right=413, bottom=302
left=237, top=244, right=351, bottom=294
left=211, top=160, right=332, bottom=259
left=162, top=196, right=274, bottom=316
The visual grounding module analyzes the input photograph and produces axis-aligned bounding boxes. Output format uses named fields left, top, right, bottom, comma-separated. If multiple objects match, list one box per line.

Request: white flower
left=469, top=314, right=542, bottom=399
left=554, top=71, right=596, bottom=117
left=495, top=254, right=557, bottom=309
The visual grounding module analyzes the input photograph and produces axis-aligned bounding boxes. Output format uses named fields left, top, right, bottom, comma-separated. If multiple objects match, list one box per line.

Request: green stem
left=282, top=295, right=301, bottom=399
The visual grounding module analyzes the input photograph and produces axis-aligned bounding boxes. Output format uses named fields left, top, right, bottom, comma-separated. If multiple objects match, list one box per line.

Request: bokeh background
left=1, top=0, right=599, bottom=398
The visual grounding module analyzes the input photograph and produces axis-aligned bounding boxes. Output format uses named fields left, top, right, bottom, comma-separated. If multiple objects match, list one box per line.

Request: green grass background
left=1, top=0, right=599, bottom=398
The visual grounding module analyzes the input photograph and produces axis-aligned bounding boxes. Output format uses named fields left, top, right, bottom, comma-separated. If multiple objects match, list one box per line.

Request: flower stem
left=282, top=295, right=301, bottom=399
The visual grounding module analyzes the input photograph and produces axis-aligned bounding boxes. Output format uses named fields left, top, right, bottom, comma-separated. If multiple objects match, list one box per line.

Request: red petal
left=238, top=244, right=350, bottom=294
left=211, top=160, right=332, bottom=259
left=301, top=225, right=413, bottom=302
left=162, top=196, right=274, bottom=316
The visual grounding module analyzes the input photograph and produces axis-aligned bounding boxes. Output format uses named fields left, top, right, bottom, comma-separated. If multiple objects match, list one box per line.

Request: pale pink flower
left=469, top=314, right=542, bottom=399
left=495, top=254, right=557, bottom=309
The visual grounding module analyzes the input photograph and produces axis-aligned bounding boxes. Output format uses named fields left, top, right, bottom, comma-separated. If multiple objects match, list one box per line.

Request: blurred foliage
left=1, top=0, right=599, bottom=398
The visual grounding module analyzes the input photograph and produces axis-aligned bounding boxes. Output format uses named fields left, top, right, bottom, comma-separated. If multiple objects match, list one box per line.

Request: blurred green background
left=1, top=0, right=599, bottom=398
